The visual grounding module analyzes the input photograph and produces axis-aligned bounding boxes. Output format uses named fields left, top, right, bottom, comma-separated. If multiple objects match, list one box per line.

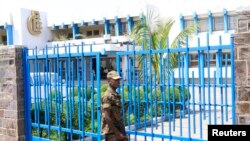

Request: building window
left=222, top=53, right=231, bottom=65
left=248, top=22, right=250, bottom=31
left=67, top=33, right=73, bottom=39
left=198, top=18, right=208, bottom=32
left=213, top=17, right=224, bottom=31
left=190, top=54, right=198, bottom=60
left=94, top=30, right=99, bottom=36
left=228, top=15, right=236, bottom=30
left=1, top=36, right=7, bottom=45
left=122, top=22, right=127, bottom=35
left=189, top=54, right=198, bottom=67
left=87, top=31, right=92, bottom=36
left=110, top=24, right=115, bottom=36
left=185, top=19, right=193, bottom=28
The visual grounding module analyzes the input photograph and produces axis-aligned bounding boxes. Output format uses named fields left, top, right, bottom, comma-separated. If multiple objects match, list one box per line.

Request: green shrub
left=121, top=85, right=190, bottom=119
left=31, top=84, right=190, bottom=140
left=31, top=87, right=98, bottom=140
left=31, top=99, right=96, bottom=140
left=101, top=84, right=109, bottom=93
left=50, top=86, right=95, bottom=102
left=124, top=113, right=150, bottom=126
left=164, top=86, right=190, bottom=102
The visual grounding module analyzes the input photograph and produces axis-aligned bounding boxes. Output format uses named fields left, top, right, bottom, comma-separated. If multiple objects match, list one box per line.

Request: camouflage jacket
left=101, top=86, right=125, bottom=135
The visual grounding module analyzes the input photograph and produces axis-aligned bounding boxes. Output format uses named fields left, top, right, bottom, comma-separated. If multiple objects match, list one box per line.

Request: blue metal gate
left=24, top=45, right=102, bottom=141
left=115, top=36, right=235, bottom=141
left=23, top=36, right=235, bottom=141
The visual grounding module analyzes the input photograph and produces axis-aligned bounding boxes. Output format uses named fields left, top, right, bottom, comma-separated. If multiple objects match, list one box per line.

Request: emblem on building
left=27, top=10, right=42, bottom=35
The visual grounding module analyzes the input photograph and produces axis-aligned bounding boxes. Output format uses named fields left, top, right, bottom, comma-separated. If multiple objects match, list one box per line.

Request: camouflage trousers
left=104, top=134, right=127, bottom=141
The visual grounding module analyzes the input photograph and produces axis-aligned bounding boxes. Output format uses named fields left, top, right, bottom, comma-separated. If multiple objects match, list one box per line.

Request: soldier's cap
left=107, top=70, right=122, bottom=80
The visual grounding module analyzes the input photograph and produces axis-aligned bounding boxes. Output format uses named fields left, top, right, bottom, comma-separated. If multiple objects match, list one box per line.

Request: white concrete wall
left=173, top=66, right=232, bottom=79
left=188, top=31, right=234, bottom=47
left=11, top=8, right=52, bottom=49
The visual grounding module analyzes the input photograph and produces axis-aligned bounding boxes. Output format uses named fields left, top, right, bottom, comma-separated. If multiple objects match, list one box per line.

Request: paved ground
left=71, top=86, right=235, bottom=141
left=127, top=109, right=233, bottom=141
left=127, top=87, right=233, bottom=141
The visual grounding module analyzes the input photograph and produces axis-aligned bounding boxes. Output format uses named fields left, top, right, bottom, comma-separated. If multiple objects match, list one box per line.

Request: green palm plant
left=128, top=6, right=197, bottom=82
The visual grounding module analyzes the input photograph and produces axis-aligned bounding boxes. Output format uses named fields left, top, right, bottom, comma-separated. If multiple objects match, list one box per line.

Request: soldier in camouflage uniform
left=102, top=71, right=128, bottom=141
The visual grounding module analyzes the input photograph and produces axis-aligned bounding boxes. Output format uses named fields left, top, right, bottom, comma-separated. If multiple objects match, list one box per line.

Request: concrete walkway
left=128, top=109, right=233, bottom=141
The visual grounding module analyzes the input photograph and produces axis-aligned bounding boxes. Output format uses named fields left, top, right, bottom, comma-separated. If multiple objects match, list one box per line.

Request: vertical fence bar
left=225, top=55, right=229, bottom=121
left=191, top=71, right=196, bottom=134
left=71, top=61, right=75, bottom=115
left=200, top=51, right=205, bottom=120
left=197, top=38, right=203, bottom=138
left=132, top=42, right=137, bottom=141
left=90, top=56, right=94, bottom=139
left=219, top=36, right=224, bottom=125
left=143, top=52, right=148, bottom=134
left=23, top=48, right=32, bottom=141
left=230, top=36, right=236, bottom=124
left=37, top=61, right=42, bottom=136
left=184, top=37, right=191, bottom=139
left=116, top=55, right=121, bottom=81
left=159, top=46, right=165, bottom=136
left=180, top=55, right=184, bottom=138
left=45, top=45, right=51, bottom=138
left=177, top=40, right=182, bottom=138
left=35, top=47, right=41, bottom=136
left=64, top=49, right=69, bottom=139
left=54, top=48, right=58, bottom=127
left=148, top=39, right=154, bottom=141
left=76, top=47, right=81, bottom=137
left=68, top=44, right=73, bottom=140
left=81, top=42, right=86, bottom=139
left=96, top=53, right=101, bottom=141
left=76, top=58, right=81, bottom=136
left=162, top=57, right=166, bottom=137
left=154, top=71, right=157, bottom=129
left=137, top=73, right=141, bottom=128
left=213, top=71, right=217, bottom=124
left=206, top=34, right=212, bottom=125
left=171, top=72, right=176, bottom=132
left=59, top=61, right=62, bottom=141
left=128, top=58, right=132, bottom=133
left=166, top=39, right=172, bottom=139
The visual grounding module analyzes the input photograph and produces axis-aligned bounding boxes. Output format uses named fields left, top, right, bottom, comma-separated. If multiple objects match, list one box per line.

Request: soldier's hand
left=121, top=136, right=128, bottom=141
left=115, top=132, right=126, bottom=140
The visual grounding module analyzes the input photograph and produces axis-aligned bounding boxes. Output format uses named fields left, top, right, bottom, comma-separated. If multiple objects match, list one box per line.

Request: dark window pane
left=122, top=22, right=127, bottom=34
left=110, top=24, right=115, bottom=36
left=228, top=15, right=236, bottom=30
left=87, top=31, right=92, bottom=36
left=185, top=19, right=193, bottom=28
left=94, top=30, right=99, bottom=36
left=214, top=17, right=224, bottom=31
left=198, top=18, right=208, bottom=32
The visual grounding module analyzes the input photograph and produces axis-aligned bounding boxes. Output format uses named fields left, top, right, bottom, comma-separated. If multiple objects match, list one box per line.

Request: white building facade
left=0, top=0, right=250, bottom=79
left=1, top=0, right=250, bottom=46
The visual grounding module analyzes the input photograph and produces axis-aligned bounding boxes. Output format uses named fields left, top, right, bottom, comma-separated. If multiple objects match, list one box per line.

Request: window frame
left=198, top=18, right=208, bottom=32
left=228, top=15, right=236, bottom=30
left=213, top=16, right=224, bottom=31
left=93, top=30, right=100, bottom=36
left=86, top=30, right=92, bottom=37
left=184, top=19, right=193, bottom=29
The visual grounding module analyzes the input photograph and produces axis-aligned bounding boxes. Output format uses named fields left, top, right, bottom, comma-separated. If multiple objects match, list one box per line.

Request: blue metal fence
left=25, top=44, right=102, bottom=141
left=115, top=36, right=235, bottom=141
left=23, top=35, right=235, bottom=141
